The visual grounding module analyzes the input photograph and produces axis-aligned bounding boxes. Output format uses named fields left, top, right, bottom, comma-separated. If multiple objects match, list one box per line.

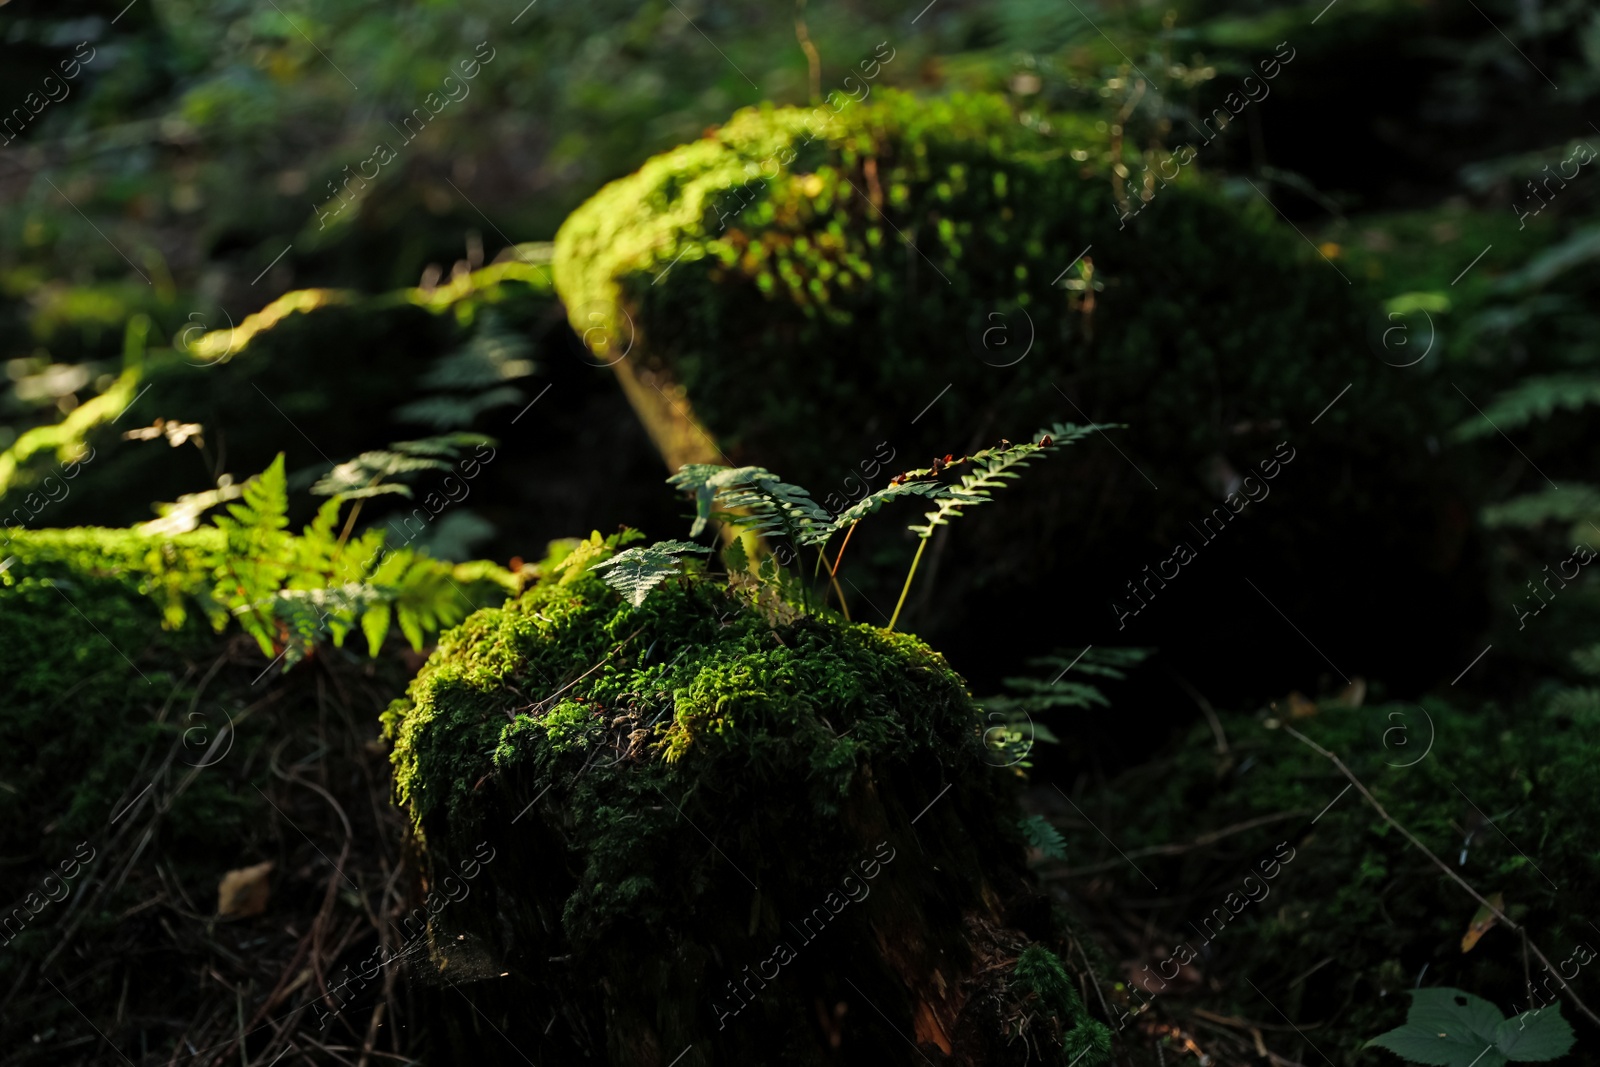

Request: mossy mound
left=0, top=529, right=281, bottom=1058
left=0, top=525, right=498, bottom=1064
left=383, top=538, right=1111, bottom=1065
left=0, top=528, right=231, bottom=855
left=0, top=259, right=561, bottom=533
left=1060, top=686, right=1600, bottom=1061
left=552, top=89, right=1478, bottom=702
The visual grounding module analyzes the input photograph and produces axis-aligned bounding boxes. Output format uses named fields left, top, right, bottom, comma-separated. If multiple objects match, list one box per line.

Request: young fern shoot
left=885, top=422, right=1104, bottom=630
left=591, top=540, right=711, bottom=607
left=602, top=421, right=1110, bottom=625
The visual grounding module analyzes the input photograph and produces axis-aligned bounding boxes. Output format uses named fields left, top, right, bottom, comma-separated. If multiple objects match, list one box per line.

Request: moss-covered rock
left=0, top=528, right=269, bottom=1055
left=0, top=254, right=693, bottom=573
left=551, top=89, right=1479, bottom=702
left=0, top=259, right=561, bottom=531
left=0, top=527, right=229, bottom=851
left=384, top=538, right=1111, bottom=1065
left=0, top=522, right=504, bottom=1063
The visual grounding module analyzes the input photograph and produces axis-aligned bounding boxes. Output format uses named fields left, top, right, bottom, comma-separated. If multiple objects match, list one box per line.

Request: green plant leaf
left=1494, top=1008, right=1577, bottom=1062
left=312, top=450, right=451, bottom=497
left=1019, top=814, right=1067, bottom=861
left=907, top=423, right=1105, bottom=540
left=814, top=479, right=949, bottom=539
left=722, top=535, right=748, bottom=576
left=668, top=464, right=829, bottom=545
left=1366, top=988, right=1574, bottom=1067
left=591, top=539, right=710, bottom=607
left=361, top=604, right=391, bottom=657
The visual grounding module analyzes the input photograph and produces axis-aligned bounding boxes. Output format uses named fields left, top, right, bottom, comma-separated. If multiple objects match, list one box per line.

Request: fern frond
left=1025, top=646, right=1151, bottom=681
left=1572, top=644, right=1600, bottom=679
left=669, top=464, right=830, bottom=545
left=1019, top=814, right=1067, bottom=861
left=1548, top=686, right=1600, bottom=722
left=551, top=531, right=613, bottom=585
left=389, top=432, right=495, bottom=457
left=1482, top=484, right=1600, bottom=531
left=667, top=464, right=734, bottom=538
left=812, top=480, right=949, bottom=541
left=216, top=453, right=289, bottom=535
left=988, top=678, right=1110, bottom=711
left=715, top=470, right=830, bottom=543
left=198, top=450, right=507, bottom=667
left=906, top=442, right=1040, bottom=539
left=1453, top=374, right=1600, bottom=441
left=977, top=646, right=1149, bottom=727
left=906, top=423, right=1106, bottom=540
left=308, top=495, right=348, bottom=542
left=591, top=539, right=711, bottom=607
left=393, top=389, right=523, bottom=429
left=417, top=328, right=534, bottom=390
left=312, top=450, right=452, bottom=497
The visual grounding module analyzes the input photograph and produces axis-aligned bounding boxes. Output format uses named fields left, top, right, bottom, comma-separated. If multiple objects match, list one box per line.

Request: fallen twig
left=1280, top=722, right=1600, bottom=1028
left=1046, top=809, right=1313, bottom=878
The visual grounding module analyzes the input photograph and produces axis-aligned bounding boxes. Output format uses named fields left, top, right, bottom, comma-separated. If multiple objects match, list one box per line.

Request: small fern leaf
left=906, top=424, right=1106, bottom=540
left=221, top=453, right=290, bottom=533
left=591, top=540, right=710, bottom=607
left=308, top=495, right=348, bottom=542
left=667, top=464, right=729, bottom=537
left=361, top=604, right=391, bottom=657
left=312, top=449, right=453, bottom=498
left=1453, top=374, right=1600, bottom=440
left=1482, top=484, right=1600, bottom=529
left=722, top=534, right=749, bottom=576
left=670, top=464, right=829, bottom=544
left=389, top=432, right=495, bottom=456
left=1019, top=814, right=1067, bottom=861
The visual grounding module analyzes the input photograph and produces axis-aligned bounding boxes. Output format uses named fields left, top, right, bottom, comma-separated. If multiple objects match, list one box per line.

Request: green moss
left=550, top=90, right=1467, bottom=699
left=0, top=258, right=556, bottom=527
left=386, top=541, right=980, bottom=862
left=1076, top=690, right=1600, bottom=1059
left=0, top=527, right=250, bottom=1004
left=553, top=89, right=1421, bottom=485
left=1011, top=946, right=1113, bottom=1065
left=0, top=523, right=433, bottom=1058
left=385, top=536, right=1102, bottom=1063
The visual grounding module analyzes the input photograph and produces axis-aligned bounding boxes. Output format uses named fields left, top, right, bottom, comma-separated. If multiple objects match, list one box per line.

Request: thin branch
left=1175, top=674, right=1228, bottom=755
left=1046, top=809, right=1312, bottom=877
left=1280, top=723, right=1600, bottom=1028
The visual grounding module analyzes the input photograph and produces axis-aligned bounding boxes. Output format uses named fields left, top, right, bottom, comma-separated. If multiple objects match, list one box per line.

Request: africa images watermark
left=0, top=841, right=98, bottom=950
left=0, top=41, right=97, bottom=145
left=314, top=42, right=499, bottom=229
left=1115, top=40, right=1297, bottom=229
left=711, top=840, right=897, bottom=1029
left=1117, top=840, right=1299, bottom=1030
left=313, top=840, right=498, bottom=1029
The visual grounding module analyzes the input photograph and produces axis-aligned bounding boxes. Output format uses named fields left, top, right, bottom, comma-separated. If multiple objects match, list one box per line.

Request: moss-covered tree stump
left=384, top=540, right=1110, bottom=1065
